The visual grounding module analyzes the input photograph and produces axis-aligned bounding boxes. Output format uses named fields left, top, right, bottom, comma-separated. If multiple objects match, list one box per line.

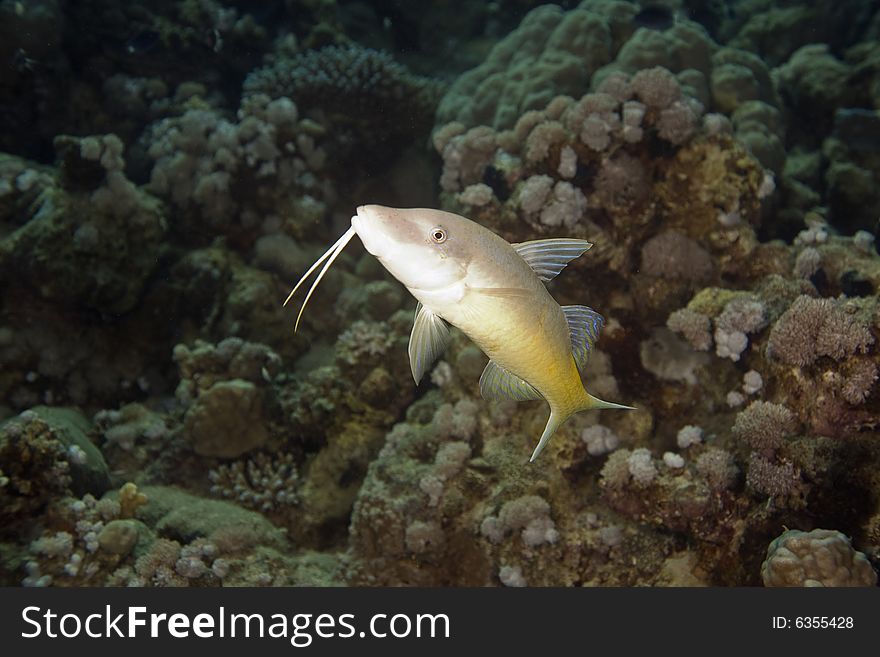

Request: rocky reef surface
left=1, top=0, right=879, bottom=587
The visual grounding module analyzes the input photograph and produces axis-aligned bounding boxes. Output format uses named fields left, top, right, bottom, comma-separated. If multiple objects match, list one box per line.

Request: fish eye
left=430, top=227, right=447, bottom=243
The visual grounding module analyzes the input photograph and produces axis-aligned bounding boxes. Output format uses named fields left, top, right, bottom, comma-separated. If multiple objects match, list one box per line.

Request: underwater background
left=1, top=0, right=879, bottom=587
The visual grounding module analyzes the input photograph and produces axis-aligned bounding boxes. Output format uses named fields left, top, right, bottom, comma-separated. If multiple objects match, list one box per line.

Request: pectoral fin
left=512, top=239, right=593, bottom=282
left=408, top=303, right=451, bottom=384
left=562, top=305, right=604, bottom=370
left=479, top=360, right=543, bottom=402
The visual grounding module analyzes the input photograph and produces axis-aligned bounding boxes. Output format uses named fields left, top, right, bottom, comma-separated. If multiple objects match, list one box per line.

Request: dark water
left=0, top=0, right=878, bottom=588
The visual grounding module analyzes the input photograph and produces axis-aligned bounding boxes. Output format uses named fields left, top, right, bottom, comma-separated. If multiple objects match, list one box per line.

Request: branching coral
left=746, top=453, right=804, bottom=501
left=695, top=448, right=739, bottom=491
left=209, top=452, right=299, bottom=512
left=123, top=537, right=222, bottom=587
left=22, top=483, right=148, bottom=587
left=732, top=401, right=797, bottom=451
left=767, top=295, right=874, bottom=366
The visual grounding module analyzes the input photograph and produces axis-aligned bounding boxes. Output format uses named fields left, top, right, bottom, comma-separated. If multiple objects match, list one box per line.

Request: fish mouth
left=353, top=205, right=384, bottom=228
left=350, top=208, right=373, bottom=255
left=350, top=211, right=363, bottom=235
left=353, top=204, right=376, bottom=225
left=351, top=205, right=393, bottom=257
left=351, top=205, right=373, bottom=232
left=352, top=205, right=367, bottom=225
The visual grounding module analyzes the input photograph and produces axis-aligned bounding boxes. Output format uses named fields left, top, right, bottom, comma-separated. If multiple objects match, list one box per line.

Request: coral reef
left=761, top=528, right=877, bottom=587
left=436, top=3, right=632, bottom=129
left=1, top=409, right=106, bottom=536
left=244, top=44, right=443, bottom=163
left=208, top=451, right=300, bottom=512
left=1, top=0, right=880, bottom=590
left=144, top=92, right=330, bottom=242
left=0, top=134, right=166, bottom=314
left=436, top=65, right=766, bottom=281
left=174, top=338, right=284, bottom=458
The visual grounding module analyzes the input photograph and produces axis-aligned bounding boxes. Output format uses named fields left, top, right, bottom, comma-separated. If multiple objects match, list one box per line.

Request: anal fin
left=479, top=360, right=543, bottom=402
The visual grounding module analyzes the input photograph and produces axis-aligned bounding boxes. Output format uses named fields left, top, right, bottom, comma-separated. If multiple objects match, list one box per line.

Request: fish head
left=352, top=205, right=475, bottom=293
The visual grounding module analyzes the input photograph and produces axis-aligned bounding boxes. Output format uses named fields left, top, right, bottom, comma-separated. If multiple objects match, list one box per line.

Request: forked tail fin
left=529, top=393, right=635, bottom=462
left=583, top=392, right=636, bottom=412
left=529, top=410, right=565, bottom=463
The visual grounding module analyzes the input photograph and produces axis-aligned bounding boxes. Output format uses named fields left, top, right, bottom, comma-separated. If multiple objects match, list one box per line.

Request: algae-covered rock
left=775, top=44, right=852, bottom=124
left=16, top=406, right=110, bottom=497
left=0, top=407, right=109, bottom=542
left=138, top=485, right=288, bottom=549
left=288, top=551, right=345, bottom=587
left=183, top=379, right=269, bottom=458
left=296, top=419, right=387, bottom=542
left=825, top=158, right=880, bottom=235
left=98, top=519, right=150, bottom=556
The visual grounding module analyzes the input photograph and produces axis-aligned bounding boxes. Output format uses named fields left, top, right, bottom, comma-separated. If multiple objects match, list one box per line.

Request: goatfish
left=284, top=205, right=633, bottom=461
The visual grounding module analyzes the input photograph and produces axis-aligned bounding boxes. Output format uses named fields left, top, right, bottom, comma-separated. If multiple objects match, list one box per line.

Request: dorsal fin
left=479, top=359, right=543, bottom=402
left=512, top=239, right=593, bottom=282
left=562, top=305, right=604, bottom=370
left=408, top=303, right=451, bottom=384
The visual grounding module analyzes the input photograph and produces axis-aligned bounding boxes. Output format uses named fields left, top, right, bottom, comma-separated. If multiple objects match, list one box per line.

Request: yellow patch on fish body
left=448, top=257, right=588, bottom=419
left=461, top=292, right=566, bottom=386
left=286, top=205, right=634, bottom=461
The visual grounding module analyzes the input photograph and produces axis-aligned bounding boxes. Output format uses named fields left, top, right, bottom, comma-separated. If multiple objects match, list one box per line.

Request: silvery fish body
left=291, top=205, right=633, bottom=461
